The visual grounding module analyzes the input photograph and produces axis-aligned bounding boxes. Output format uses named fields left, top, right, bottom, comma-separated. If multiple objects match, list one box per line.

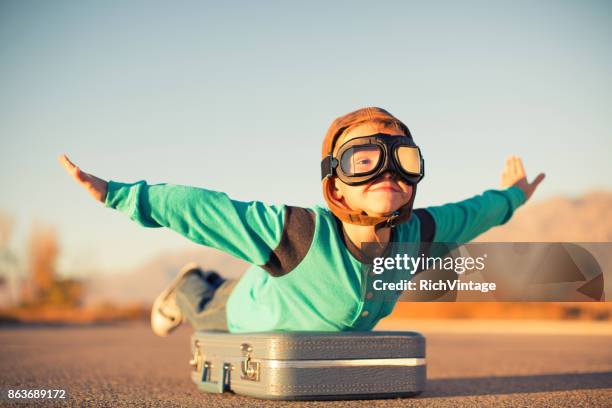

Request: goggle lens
left=396, top=146, right=422, bottom=175
left=340, top=145, right=381, bottom=176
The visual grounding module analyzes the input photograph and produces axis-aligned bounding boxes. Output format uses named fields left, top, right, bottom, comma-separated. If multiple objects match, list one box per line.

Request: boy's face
left=331, top=122, right=414, bottom=218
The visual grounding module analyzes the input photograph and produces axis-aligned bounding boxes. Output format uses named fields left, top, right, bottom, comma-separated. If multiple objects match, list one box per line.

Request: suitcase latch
left=240, top=343, right=260, bottom=381
left=189, top=346, right=204, bottom=373
left=190, top=342, right=229, bottom=393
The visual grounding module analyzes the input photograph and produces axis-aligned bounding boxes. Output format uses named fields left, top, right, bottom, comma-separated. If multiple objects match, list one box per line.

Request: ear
left=331, top=177, right=344, bottom=201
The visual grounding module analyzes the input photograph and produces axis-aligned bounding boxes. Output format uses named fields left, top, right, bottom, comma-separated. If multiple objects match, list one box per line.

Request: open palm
left=58, top=154, right=108, bottom=203
left=501, top=155, right=545, bottom=201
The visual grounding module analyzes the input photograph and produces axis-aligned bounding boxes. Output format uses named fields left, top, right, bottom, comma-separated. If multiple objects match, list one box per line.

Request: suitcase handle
left=197, top=361, right=230, bottom=394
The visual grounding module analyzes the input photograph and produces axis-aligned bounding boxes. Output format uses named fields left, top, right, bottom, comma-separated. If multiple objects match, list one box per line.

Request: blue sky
left=1, top=0, right=611, bottom=275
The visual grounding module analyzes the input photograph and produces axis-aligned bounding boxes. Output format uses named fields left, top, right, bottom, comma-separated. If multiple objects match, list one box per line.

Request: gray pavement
left=1, top=322, right=611, bottom=407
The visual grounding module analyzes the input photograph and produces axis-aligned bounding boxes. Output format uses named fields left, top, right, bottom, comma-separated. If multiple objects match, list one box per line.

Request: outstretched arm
left=422, top=156, right=545, bottom=244
left=58, top=154, right=287, bottom=266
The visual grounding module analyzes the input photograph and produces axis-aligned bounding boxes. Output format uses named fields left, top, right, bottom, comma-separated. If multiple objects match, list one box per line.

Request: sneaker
left=151, top=262, right=202, bottom=337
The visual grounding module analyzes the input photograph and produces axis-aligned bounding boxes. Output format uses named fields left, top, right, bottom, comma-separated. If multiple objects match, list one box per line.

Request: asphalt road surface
left=1, top=321, right=611, bottom=407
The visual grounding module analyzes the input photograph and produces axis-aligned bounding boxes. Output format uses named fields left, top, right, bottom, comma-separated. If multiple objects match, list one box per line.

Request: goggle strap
left=373, top=210, right=401, bottom=232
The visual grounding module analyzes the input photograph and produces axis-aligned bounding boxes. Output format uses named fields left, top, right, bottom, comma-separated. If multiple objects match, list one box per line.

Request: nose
left=380, top=171, right=397, bottom=180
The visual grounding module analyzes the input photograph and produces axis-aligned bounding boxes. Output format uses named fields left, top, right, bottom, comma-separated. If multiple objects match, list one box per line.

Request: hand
left=58, top=154, right=108, bottom=203
left=500, top=155, right=545, bottom=201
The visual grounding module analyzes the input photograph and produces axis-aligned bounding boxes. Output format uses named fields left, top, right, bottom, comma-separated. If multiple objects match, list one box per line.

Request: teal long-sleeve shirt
left=105, top=181, right=526, bottom=333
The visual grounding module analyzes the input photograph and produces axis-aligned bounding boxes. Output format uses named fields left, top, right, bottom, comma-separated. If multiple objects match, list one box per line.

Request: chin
left=365, top=203, right=404, bottom=217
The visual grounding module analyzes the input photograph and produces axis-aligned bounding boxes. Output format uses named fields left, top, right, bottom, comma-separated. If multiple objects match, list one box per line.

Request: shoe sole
left=151, top=262, right=202, bottom=336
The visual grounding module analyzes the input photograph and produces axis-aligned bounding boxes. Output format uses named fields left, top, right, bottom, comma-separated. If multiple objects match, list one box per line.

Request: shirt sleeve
left=104, top=180, right=286, bottom=265
left=424, top=186, right=526, bottom=244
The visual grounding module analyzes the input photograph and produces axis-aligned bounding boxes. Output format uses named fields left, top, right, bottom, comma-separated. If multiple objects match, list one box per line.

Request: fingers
left=505, top=155, right=513, bottom=172
left=58, top=154, right=85, bottom=182
left=506, top=155, right=525, bottom=177
left=504, top=155, right=516, bottom=176
left=504, top=156, right=515, bottom=174
left=516, top=156, right=526, bottom=177
left=501, top=156, right=514, bottom=188
left=58, top=154, right=77, bottom=170
left=513, top=156, right=525, bottom=178
left=59, top=154, right=77, bottom=174
left=502, top=156, right=516, bottom=182
left=58, top=154, right=108, bottom=203
left=504, top=156, right=527, bottom=177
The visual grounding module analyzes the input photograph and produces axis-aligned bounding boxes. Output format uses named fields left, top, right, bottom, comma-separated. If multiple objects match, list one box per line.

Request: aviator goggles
left=321, top=133, right=425, bottom=186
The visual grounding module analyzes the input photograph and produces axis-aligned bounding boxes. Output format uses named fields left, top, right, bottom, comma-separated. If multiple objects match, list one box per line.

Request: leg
left=150, top=262, right=238, bottom=336
left=175, top=270, right=239, bottom=332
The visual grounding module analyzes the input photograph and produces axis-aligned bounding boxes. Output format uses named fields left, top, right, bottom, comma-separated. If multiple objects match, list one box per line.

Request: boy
left=59, top=107, right=545, bottom=335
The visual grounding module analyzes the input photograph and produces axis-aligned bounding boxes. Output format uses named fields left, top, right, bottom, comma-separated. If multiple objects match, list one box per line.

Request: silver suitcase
left=189, top=331, right=426, bottom=400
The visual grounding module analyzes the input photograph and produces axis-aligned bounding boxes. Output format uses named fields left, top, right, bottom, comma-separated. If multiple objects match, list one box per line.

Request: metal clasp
left=385, top=210, right=401, bottom=227
left=190, top=341, right=229, bottom=394
left=240, top=343, right=260, bottom=381
left=189, top=343, right=203, bottom=372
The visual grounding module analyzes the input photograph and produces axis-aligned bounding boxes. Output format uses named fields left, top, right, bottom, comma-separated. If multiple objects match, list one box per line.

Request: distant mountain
left=477, top=190, right=612, bottom=242
left=86, top=190, right=612, bottom=305
left=476, top=190, right=612, bottom=299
